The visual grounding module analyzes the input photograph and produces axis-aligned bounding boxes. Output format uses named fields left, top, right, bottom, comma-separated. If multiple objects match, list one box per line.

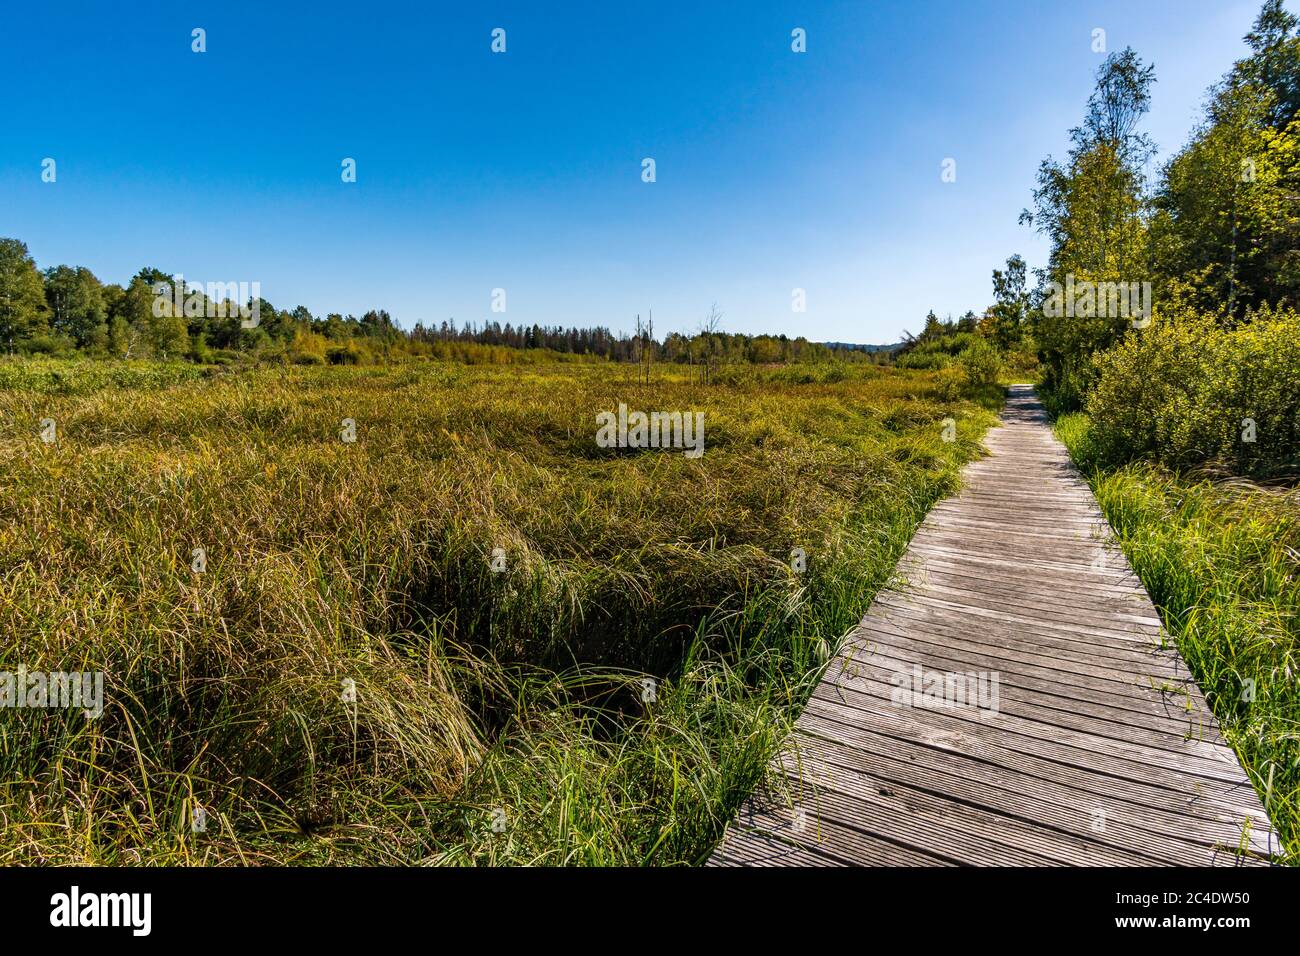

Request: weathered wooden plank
left=813, top=669, right=1245, bottom=780
left=867, top=598, right=1178, bottom=666
left=711, top=385, right=1277, bottom=866
left=785, top=732, right=1247, bottom=864
left=719, top=794, right=959, bottom=866
left=767, top=766, right=1096, bottom=865
left=847, top=615, right=1187, bottom=697
left=840, top=626, right=1225, bottom=738
left=806, top=683, right=1247, bottom=787
left=908, top=541, right=1138, bottom=580
left=790, top=715, right=1271, bottom=858
left=905, top=576, right=1164, bottom=627
left=897, top=561, right=1152, bottom=611
left=874, top=589, right=1171, bottom=648
left=706, top=828, right=849, bottom=867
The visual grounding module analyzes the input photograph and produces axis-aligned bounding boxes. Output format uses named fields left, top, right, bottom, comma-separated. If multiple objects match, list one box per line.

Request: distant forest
left=0, top=245, right=898, bottom=366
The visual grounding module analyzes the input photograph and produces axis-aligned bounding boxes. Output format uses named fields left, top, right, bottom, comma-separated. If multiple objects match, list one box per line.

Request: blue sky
left=0, top=0, right=1274, bottom=343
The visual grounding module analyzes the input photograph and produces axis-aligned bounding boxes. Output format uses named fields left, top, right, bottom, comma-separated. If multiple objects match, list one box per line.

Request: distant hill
left=823, top=341, right=903, bottom=354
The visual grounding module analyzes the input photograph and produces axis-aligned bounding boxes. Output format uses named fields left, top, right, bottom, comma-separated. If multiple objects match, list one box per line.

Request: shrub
left=290, top=329, right=329, bottom=365
left=1039, top=352, right=1098, bottom=418
left=208, top=348, right=243, bottom=366
left=326, top=343, right=365, bottom=365
left=895, top=350, right=952, bottom=370
left=0, top=358, right=204, bottom=394
left=958, top=337, right=1002, bottom=389
left=1086, top=305, right=1300, bottom=479
left=931, top=366, right=965, bottom=402
left=1000, top=347, right=1040, bottom=382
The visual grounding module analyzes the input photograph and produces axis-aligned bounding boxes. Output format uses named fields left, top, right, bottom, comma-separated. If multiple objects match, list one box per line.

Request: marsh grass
left=1057, top=412, right=1299, bottom=863
left=0, top=361, right=995, bottom=864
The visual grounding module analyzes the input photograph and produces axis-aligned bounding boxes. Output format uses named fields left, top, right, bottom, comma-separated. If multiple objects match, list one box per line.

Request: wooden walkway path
left=711, top=385, right=1276, bottom=866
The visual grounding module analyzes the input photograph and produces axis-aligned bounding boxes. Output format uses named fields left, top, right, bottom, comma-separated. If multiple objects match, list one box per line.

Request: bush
left=1039, top=352, right=1097, bottom=418
left=289, top=329, right=329, bottom=365
left=1086, top=305, right=1300, bottom=479
left=959, top=337, right=1002, bottom=389
left=208, top=349, right=243, bottom=366
left=1001, top=347, right=1040, bottom=382
left=326, top=343, right=365, bottom=365
left=17, top=334, right=76, bottom=357
left=895, top=350, right=952, bottom=370
left=932, top=366, right=964, bottom=402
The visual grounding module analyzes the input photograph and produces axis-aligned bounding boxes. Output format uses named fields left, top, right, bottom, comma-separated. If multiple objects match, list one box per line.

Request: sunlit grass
left=1057, top=412, right=1299, bottom=864
left=0, top=360, right=996, bottom=865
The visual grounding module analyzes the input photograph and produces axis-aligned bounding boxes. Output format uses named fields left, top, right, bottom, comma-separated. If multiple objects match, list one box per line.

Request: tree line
left=0, top=240, right=875, bottom=367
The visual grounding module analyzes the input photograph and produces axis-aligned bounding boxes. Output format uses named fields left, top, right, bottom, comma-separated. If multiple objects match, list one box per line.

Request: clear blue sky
left=0, top=0, right=1273, bottom=343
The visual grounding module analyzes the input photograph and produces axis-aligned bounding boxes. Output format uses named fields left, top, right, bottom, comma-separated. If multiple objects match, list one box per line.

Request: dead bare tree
left=632, top=311, right=656, bottom=384
left=698, top=302, right=723, bottom=385
left=644, top=309, right=654, bottom=384
left=633, top=313, right=642, bottom=382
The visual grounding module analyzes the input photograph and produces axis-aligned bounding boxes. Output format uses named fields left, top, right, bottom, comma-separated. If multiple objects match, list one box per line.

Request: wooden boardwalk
left=711, top=385, right=1276, bottom=866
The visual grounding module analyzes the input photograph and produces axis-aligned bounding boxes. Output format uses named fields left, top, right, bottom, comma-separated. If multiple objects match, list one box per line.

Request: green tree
left=0, top=238, right=48, bottom=351
left=921, top=309, right=943, bottom=340
left=1023, top=49, right=1156, bottom=410
left=44, top=265, right=108, bottom=350
left=1151, top=0, right=1300, bottom=314
left=1243, top=0, right=1300, bottom=125
left=986, top=254, right=1029, bottom=350
left=111, top=272, right=184, bottom=359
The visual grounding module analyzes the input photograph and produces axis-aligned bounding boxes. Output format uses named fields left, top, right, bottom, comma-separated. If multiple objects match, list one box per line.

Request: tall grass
left=0, top=356, right=205, bottom=394
left=0, top=361, right=995, bottom=864
left=1057, top=413, right=1299, bottom=863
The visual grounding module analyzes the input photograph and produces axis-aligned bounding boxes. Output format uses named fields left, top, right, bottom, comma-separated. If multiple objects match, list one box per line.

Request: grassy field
left=1057, top=413, right=1299, bottom=864
left=0, top=359, right=997, bottom=864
